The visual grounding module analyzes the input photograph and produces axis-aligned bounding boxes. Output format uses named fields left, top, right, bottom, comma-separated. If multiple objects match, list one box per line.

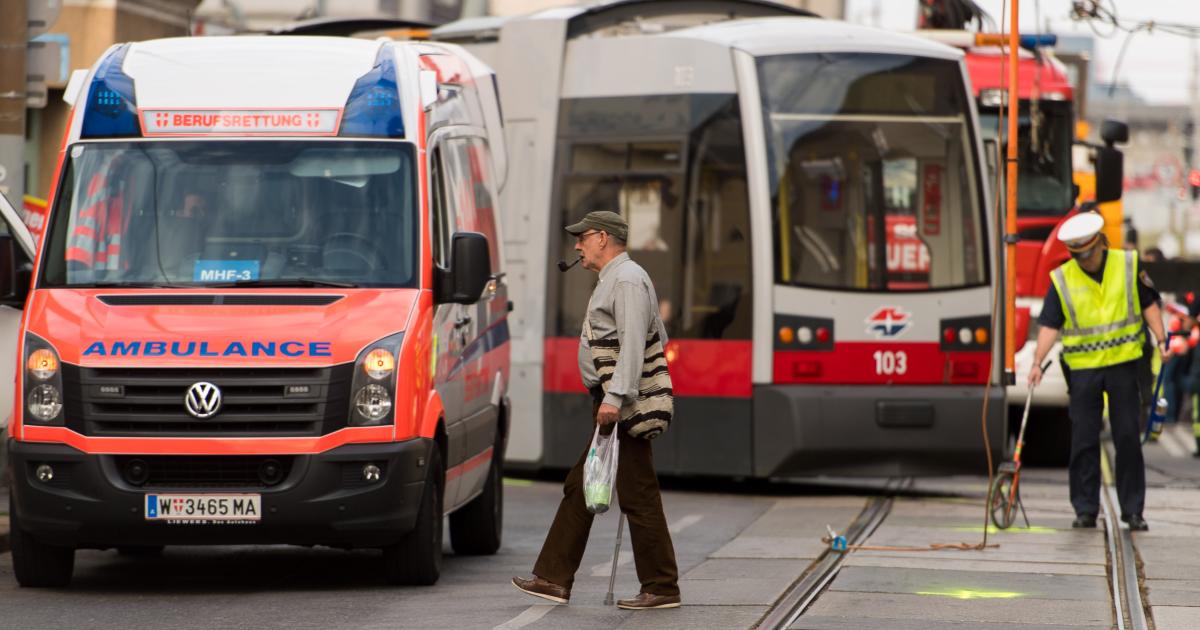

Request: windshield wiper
left=211, top=278, right=360, bottom=289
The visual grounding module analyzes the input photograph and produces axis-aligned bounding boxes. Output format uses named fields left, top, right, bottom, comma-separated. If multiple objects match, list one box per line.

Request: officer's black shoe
left=1072, top=514, right=1097, bottom=528
left=1122, top=514, right=1149, bottom=531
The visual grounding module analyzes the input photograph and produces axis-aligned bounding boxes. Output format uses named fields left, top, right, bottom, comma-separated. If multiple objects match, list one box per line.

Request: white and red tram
left=436, top=0, right=1003, bottom=477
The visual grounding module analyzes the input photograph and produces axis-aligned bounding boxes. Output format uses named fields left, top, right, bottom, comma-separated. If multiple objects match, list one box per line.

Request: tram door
left=543, top=93, right=756, bottom=476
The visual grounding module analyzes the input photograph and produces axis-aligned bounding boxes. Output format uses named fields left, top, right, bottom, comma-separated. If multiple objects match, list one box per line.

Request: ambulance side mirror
left=0, top=234, right=31, bottom=308
left=437, top=232, right=491, bottom=305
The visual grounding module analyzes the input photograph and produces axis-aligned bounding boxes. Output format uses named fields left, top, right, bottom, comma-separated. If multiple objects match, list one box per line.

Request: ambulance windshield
left=758, top=53, right=988, bottom=292
left=40, top=141, right=418, bottom=288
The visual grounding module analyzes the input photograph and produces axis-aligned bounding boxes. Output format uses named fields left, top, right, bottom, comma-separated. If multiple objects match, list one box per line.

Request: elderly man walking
left=512, top=211, right=681, bottom=610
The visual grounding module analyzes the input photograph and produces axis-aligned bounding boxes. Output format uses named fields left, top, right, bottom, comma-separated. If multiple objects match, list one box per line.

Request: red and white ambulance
left=1, top=35, right=510, bottom=587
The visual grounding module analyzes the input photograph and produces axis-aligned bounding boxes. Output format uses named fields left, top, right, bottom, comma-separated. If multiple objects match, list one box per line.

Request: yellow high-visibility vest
left=1050, top=249, right=1144, bottom=370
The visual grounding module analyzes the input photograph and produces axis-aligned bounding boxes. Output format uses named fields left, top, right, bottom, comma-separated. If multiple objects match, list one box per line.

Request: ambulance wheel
left=10, top=503, right=75, bottom=588
left=117, top=545, right=164, bottom=557
left=449, top=452, right=503, bottom=556
left=989, top=472, right=1018, bottom=530
left=383, top=446, right=443, bottom=585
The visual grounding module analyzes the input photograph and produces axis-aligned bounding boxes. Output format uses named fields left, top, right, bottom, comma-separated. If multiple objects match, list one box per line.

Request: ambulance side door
left=0, top=193, right=36, bottom=439
left=429, top=142, right=467, bottom=507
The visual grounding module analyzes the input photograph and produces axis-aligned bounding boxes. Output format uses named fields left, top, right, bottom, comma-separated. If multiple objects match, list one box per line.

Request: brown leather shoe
left=512, top=576, right=570, bottom=604
left=616, top=592, right=681, bottom=610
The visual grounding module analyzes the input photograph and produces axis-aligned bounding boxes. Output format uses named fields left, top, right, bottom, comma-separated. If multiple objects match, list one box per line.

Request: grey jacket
left=578, top=253, right=668, bottom=409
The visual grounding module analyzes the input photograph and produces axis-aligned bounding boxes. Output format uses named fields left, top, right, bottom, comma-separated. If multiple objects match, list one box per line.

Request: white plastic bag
left=583, top=425, right=619, bottom=514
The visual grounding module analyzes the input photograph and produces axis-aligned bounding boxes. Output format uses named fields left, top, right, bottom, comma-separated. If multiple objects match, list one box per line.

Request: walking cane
left=604, top=511, right=626, bottom=606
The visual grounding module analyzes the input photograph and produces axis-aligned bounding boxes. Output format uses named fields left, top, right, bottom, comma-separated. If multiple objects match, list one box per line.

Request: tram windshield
left=759, top=53, right=988, bottom=292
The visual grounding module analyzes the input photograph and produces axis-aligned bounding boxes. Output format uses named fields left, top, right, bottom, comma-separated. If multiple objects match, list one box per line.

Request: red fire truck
left=920, top=27, right=1127, bottom=459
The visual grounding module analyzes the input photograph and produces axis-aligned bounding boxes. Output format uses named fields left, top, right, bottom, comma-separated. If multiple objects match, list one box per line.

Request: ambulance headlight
left=27, top=385, right=63, bottom=421
left=363, top=348, right=395, bottom=380
left=349, top=332, right=403, bottom=426
left=23, top=334, right=65, bottom=425
left=27, top=349, right=59, bottom=380
left=354, top=384, right=392, bottom=421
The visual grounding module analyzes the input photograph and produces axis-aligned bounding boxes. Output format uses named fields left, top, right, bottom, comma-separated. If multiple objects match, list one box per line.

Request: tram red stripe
left=543, top=337, right=752, bottom=398
left=774, top=342, right=991, bottom=385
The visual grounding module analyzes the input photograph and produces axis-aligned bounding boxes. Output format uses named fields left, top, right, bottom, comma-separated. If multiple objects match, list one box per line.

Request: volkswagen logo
left=184, top=382, right=223, bottom=419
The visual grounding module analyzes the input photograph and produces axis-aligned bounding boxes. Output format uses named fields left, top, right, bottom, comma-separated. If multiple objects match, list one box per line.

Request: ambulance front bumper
left=6, top=437, right=434, bottom=549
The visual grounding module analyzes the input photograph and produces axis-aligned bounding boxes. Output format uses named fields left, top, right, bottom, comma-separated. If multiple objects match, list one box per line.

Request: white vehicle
left=436, top=0, right=1005, bottom=478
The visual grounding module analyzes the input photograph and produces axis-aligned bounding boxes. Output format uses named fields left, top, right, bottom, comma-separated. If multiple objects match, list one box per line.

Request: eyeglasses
left=575, top=230, right=603, bottom=242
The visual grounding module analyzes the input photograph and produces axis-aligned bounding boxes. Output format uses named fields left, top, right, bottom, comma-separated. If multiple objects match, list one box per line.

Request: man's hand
left=1028, top=363, right=1044, bottom=387
left=596, top=403, right=620, bottom=426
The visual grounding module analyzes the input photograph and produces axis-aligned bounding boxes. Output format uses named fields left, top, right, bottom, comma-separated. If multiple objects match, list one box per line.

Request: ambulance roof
left=666, top=17, right=963, bottom=61
left=122, top=36, right=382, bottom=109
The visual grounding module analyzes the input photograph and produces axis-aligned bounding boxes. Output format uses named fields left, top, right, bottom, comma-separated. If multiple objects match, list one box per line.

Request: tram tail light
left=939, top=316, right=991, bottom=351
left=951, top=361, right=980, bottom=379
left=773, top=316, right=833, bottom=350
left=792, top=360, right=822, bottom=377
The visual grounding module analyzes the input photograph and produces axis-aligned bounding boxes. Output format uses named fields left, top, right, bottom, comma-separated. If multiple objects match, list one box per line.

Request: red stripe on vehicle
left=544, top=337, right=752, bottom=398
left=774, top=342, right=990, bottom=385
left=446, top=446, right=493, bottom=482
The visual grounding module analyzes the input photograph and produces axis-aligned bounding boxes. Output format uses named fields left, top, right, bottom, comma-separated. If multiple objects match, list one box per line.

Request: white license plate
left=145, top=494, right=261, bottom=522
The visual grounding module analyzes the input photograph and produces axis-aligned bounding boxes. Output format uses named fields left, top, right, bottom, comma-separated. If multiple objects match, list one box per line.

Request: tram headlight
left=349, top=333, right=403, bottom=426
left=23, top=334, right=65, bottom=425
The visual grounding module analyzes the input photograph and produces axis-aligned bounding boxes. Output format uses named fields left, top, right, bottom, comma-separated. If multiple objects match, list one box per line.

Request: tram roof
left=432, top=0, right=813, bottom=42
left=665, top=17, right=964, bottom=61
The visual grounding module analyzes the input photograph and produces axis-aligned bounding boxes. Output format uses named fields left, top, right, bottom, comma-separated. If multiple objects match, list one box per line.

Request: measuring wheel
left=989, top=471, right=1019, bottom=530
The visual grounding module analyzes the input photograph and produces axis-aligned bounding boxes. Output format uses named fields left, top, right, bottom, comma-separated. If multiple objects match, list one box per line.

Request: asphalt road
left=0, top=477, right=798, bottom=629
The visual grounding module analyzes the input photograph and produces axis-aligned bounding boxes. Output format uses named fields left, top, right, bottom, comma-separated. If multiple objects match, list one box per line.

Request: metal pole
left=1004, top=0, right=1021, bottom=384
left=604, top=512, right=625, bottom=606
left=0, top=0, right=29, bottom=207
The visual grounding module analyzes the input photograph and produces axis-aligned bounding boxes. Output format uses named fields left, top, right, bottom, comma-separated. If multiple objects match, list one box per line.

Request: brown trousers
left=532, top=390, right=680, bottom=596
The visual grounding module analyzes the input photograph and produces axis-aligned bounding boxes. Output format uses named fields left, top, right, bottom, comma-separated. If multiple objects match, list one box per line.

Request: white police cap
left=1057, top=212, right=1105, bottom=246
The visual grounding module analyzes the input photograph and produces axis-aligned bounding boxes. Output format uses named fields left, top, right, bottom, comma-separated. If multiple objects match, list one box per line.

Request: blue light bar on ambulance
left=81, top=44, right=140, bottom=138
left=340, top=46, right=404, bottom=138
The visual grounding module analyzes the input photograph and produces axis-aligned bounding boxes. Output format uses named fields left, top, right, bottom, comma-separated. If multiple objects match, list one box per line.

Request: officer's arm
left=1032, top=325, right=1059, bottom=369
left=1142, top=302, right=1167, bottom=350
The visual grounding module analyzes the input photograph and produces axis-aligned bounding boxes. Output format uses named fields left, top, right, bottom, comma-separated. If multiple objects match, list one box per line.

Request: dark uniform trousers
left=532, top=388, right=680, bottom=596
left=1067, top=359, right=1146, bottom=518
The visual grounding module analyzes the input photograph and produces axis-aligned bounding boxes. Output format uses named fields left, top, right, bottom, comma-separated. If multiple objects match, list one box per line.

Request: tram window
left=759, top=53, right=987, bottom=292
left=571, top=144, right=626, bottom=172
left=550, top=95, right=752, bottom=340
left=630, top=143, right=683, bottom=171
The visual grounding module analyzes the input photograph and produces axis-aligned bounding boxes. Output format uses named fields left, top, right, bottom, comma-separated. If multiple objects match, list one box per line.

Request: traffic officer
left=512, top=210, right=681, bottom=610
left=1029, top=211, right=1168, bottom=531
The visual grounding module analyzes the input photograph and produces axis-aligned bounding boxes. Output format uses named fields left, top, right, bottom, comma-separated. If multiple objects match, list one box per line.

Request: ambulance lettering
left=82, top=341, right=333, bottom=357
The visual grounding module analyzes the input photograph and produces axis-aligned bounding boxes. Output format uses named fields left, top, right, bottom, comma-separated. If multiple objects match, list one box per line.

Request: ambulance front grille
left=64, top=364, right=355, bottom=437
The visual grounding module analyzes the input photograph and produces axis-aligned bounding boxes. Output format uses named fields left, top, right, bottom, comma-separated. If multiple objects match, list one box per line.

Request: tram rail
left=1102, top=442, right=1150, bottom=630
left=755, top=478, right=909, bottom=630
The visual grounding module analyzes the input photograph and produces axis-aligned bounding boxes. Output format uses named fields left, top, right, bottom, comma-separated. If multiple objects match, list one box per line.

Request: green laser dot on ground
left=916, top=589, right=1025, bottom=600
